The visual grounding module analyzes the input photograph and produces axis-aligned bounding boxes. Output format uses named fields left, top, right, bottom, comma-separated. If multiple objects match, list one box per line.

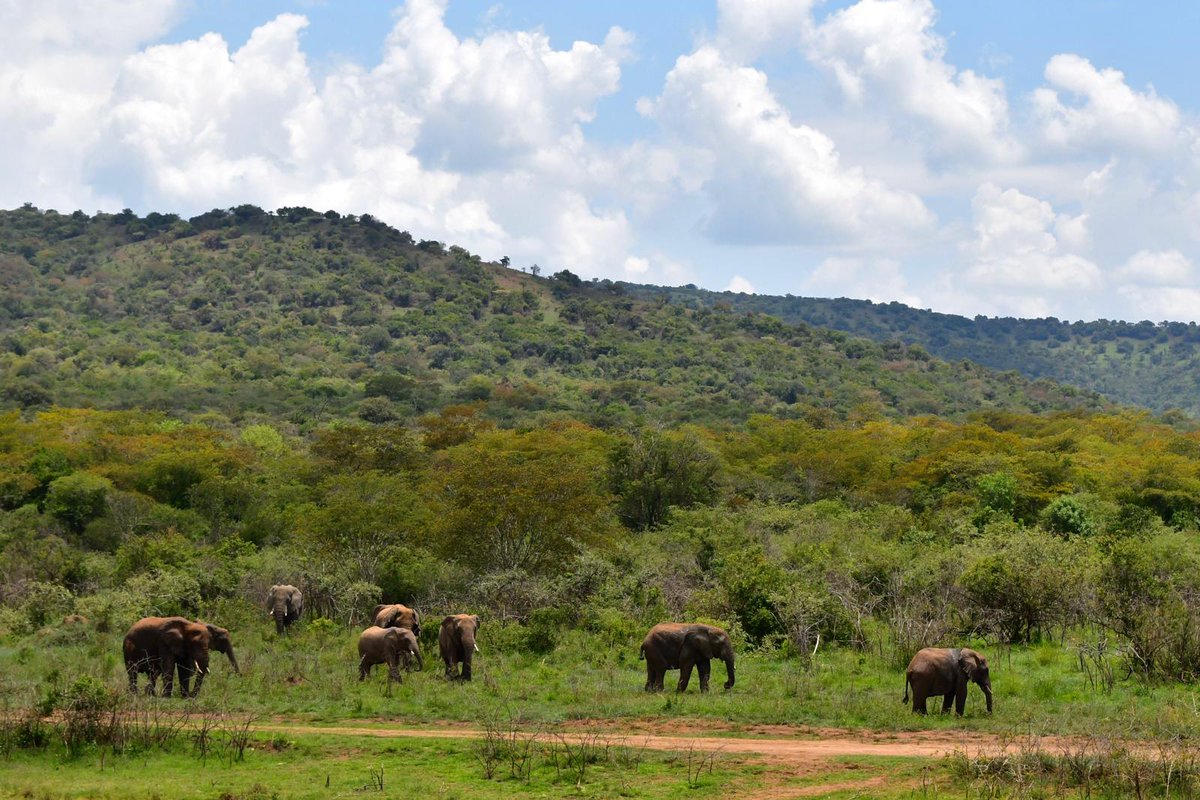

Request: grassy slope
left=622, top=284, right=1200, bottom=417
left=0, top=206, right=1106, bottom=429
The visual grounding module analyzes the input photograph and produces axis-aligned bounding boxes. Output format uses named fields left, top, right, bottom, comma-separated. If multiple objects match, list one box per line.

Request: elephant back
left=372, top=603, right=420, bottom=634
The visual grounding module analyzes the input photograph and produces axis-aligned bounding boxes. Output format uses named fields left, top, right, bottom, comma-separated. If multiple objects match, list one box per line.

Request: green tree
left=431, top=427, right=616, bottom=574
left=44, top=472, right=113, bottom=534
left=609, top=429, right=719, bottom=530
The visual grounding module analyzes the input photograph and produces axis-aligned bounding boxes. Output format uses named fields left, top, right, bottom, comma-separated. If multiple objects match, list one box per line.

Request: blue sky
left=5, top=0, right=1200, bottom=322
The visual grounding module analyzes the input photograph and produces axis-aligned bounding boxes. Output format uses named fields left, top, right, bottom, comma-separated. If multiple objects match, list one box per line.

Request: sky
left=5, top=1, right=1200, bottom=323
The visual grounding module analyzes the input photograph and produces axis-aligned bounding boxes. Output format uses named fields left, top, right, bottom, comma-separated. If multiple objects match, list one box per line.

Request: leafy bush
left=44, top=472, right=112, bottom=533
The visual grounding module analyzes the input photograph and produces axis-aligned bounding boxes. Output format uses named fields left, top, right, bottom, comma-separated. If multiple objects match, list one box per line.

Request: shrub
left=18, top=581, right=74, bottom=630
left=44, top=472, right=112, bottom=533
left=1042, top=495, right=1097, bottom=538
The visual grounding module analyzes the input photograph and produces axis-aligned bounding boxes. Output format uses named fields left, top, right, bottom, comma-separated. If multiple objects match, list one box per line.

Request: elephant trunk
left=273, top=596, right=286, bottom=634
left=982, top=681, right=993, bottom=713
left=722, top=650, right=735, bottom=690
left=226, top=648, right=240, bottom=675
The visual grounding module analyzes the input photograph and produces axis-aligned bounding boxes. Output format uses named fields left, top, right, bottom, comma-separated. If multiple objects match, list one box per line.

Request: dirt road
left=249, top=718, right=1071, bottom=764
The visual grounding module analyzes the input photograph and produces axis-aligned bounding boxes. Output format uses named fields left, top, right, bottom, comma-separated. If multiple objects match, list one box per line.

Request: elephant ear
left=961, top=653, right=979, bottom=679
left=472, top=615, right=480, bottom=630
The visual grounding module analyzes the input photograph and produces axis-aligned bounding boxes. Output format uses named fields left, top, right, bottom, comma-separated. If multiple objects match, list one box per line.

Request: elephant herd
left=121, top=587, right=482, bottom=697
left=123, top=585, right=993, bottom=715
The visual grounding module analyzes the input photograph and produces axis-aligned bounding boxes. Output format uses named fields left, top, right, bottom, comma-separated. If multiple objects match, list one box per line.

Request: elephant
left=640, top=623, right=735, bottom=693
left=439, top=614, right=480, bottom=681
left=904, top=647, right=993, bottom=715
left=267, top=584, right=303, bottom=635
left=358, top=626, right=421, bottom=682
left=123, top=616, right=239, bottom=698
left=372, top=603, right=421, bottom=637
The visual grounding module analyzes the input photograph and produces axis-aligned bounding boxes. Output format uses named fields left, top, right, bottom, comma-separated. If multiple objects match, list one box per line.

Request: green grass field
left=4, top=621, right=1200, bottom=798
left=3, top=623, right=1197, bottom=738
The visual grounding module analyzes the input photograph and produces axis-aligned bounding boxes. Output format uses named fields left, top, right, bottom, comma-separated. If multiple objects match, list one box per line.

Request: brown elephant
left=123, top=617, right=239, bottom=698
left=640, top=623, right=735, bottom=693
left=267, top=584, right=303, bottom=635
left=358, top=626, right=421, bottom=682
left=372, top=603, right=421, bottom=637
left=904, top=647, right=993, bottom=715
left=439, top=614, right=479, bottom=681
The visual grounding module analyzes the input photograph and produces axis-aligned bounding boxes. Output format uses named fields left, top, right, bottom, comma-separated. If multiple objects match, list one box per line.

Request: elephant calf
left=904, top=647, right=993, bottom=715
left=640, top=623, right=735, bottom=693
left=358, top=626, right=419, bottom=683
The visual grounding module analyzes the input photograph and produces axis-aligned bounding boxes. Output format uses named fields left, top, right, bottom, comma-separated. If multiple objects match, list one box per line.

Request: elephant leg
left=697, top=660, right=712, bottom=693
left=127, top=661, right=139, bottom=694
left=941, top=693, right=954, bottom=714
left=161, top=654, right=175, bottom=698
left=461, top=655, right=472, bottom=682
left=645, top=663, right=656, bottom=692
left=145, top=664, right=158, bottom=696
left=955, top=683, right=968, bottom=716
left=387, top=653, right=401, bottom=683
left=177, top=662, right=192, bottom=699
left=912, top=691, right=928, bottom=714
left=677, top=658, right=695, bottom=692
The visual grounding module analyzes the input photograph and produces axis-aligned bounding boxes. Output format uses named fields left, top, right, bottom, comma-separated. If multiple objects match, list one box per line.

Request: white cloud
left=959, top=183, right=1102, bottom=315
left=1116, top=287, right=1200, bottom=323
left=1034, top=54, right=1186, bottom=155
left=715, top=0, right=814, bottom=61
left=643, top=45, right=933, bottom=246
left=726, top=275, right=756, bottom=294
left=806, top=0, right=1016, bottom=162
left=1118, top=249, right=1194, bottom=286
left=0, top=0, right=184, bottom=209
left=805, top=257, right=922, bottom=306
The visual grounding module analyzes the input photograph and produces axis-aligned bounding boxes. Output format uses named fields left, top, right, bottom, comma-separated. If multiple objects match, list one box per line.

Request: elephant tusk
left=474, top=643, right=480, bottom=652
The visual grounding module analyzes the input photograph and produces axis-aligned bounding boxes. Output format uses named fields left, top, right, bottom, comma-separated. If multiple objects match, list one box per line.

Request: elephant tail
left=902, top=673, right=910, bottom=704
left=638, top=644, right=645, bottom=661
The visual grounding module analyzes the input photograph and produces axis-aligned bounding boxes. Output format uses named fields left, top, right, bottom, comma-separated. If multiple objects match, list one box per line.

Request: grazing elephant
left=904, top=647, right=993, bottom=715
left=358, top=626, right=420, bottom=682
left=439, top=614, right=480, bottom=681
left=123, top=617, right=239, bottom=698
left=640, top=623, right=735, bottom=693
left=372, top=603, right=421, bottom=637
left=267, top=584, right=303, bottom=635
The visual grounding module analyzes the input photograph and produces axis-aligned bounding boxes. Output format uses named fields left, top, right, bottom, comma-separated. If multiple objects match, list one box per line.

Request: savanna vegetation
left=629, top=283, right=1200, bottom=418
left=5, top=205, right=1200, bottom=797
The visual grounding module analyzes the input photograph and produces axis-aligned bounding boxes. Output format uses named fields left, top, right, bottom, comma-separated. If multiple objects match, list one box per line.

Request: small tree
left=45, top=472, right=112, bottom=534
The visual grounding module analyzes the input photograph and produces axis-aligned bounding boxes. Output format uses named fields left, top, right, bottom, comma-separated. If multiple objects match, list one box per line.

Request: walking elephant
left=123, top=617, right=239, bottom=698
left=358, top=626, right=420, bottom=682
left=904, top=647, right=993, bottom=715
left=372, top=603, right=421, bottom=636
left=439, top=614, right=480, bottom=681
left=640, top=623, right=735, bottom=693
left=267, top=584, right=303, bottom=635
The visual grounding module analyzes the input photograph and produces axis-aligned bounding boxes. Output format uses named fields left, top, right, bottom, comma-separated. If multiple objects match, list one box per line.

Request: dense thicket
left=5, top=407, right=1200, bottom=680
left=625, top=285, right=1200, bottom=417
left=0, top=205, right=1104, bottom=428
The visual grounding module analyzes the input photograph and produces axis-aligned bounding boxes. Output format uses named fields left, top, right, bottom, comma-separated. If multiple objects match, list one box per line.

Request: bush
left=1042, top=495, right=1097, bottom=538
left=44, top=472, right=112, bottom=533
left=18, top=581, right=74, bottom=630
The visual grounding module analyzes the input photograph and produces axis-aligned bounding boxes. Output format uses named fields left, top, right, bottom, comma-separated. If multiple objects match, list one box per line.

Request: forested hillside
left=0, top=205, right=1103, bottom=428
left=624, top=285, right=1200, bottom=417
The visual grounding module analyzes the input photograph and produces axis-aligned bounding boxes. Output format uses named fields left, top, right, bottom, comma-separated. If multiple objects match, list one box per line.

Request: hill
left=621, top=285, right=1200, bottom=417
left=0, top=205, right=1105, bottom=428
